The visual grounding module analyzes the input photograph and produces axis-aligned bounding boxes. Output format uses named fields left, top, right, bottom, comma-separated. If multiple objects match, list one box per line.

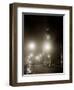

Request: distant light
left=35, top=56, right=40, bottom=61
left=43, top=42, right=52, bottom=52
left=61, top=60, right=63, bottom=64
left=46, top=28, right=50, bottom=31
left=39, top=54, right=42, bottom=57
left=48, top=55, right=51, bottom=58
left=28, top=42, right=35, bottom=50
left=46, top=35, right=50, bottom=40
left=48, top=64, right=51, bottom=67
left=29, top=53, right=33, bottom=58
left=30, top=53, right=33, bottom=57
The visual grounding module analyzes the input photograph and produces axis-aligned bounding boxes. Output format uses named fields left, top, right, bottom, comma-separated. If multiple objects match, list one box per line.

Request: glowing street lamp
left=43, top=42, right=52, bottom=52
left=28, top=42, right=36, bottom=51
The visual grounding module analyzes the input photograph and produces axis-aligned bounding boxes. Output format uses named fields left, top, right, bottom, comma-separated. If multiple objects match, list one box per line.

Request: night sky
left=23, top=14, right=63, bottom=74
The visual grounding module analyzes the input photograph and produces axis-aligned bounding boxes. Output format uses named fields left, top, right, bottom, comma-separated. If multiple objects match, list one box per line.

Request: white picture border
left=17, top=7, right=70, bottom=82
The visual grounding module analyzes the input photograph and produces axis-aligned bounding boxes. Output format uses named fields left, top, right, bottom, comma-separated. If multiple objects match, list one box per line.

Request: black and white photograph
left=23, top=14, right=63, bottom=75
left=10, top=3, right=72, bottom=86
